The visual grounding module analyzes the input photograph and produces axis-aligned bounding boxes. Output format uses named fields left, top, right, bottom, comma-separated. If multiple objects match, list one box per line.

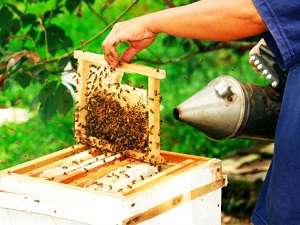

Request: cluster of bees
left=74, top=63, right=151, bottom=156
left=85, top=89, right=148, bottom=152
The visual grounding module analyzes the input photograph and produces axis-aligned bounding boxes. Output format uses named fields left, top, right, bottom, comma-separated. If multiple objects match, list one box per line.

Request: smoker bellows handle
left=249, top=45, right=287, bottom=98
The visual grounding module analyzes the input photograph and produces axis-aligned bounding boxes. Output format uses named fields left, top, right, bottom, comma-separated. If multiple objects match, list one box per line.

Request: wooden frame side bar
left=74, top=51, right=166, bottom=80
left=147, top=77, right=164, bottom=164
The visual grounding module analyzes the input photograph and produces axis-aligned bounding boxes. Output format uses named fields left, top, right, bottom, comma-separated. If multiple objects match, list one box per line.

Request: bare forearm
left=102, top=0, right=266, bottom=66
left=147, top=0, right=266, bottom=41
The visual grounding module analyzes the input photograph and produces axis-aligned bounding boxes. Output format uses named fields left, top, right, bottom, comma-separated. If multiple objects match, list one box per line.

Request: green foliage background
left=0, top=0, right=265, bottom=170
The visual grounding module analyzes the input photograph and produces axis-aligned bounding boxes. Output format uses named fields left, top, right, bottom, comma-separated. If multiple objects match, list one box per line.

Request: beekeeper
left=102, top=1, right=300, bottom=224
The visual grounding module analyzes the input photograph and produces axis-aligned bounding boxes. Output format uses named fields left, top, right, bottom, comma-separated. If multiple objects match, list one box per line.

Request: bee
left=131, top=203, right=136, bottom=207
left=148, top=97, right=154, bottom=101
left=140, top=175, right=144, bottom=180
left=127, top=185, right=133, bottom=189
left=108, top=185, right=113, bottom=190
left=125, top=173, right=130, bottom=178
left=149, top=125, right=154, bottom=131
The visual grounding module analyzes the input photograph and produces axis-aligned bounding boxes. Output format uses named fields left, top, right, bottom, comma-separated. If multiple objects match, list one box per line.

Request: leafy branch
left=3, top=0, right=138, bottom=82
left=85, top=1, right=109, bottom=25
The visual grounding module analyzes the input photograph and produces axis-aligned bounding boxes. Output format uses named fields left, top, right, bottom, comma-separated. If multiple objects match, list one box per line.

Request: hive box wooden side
left=0, top=148, right=226, bottom=225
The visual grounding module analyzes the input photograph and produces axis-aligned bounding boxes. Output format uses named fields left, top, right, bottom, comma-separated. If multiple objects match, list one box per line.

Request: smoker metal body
left=174, top=76, right=281, bottom=141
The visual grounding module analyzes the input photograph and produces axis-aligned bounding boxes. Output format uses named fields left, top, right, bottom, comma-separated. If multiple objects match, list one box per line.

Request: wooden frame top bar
left=74, top=50, right=166, bottom=80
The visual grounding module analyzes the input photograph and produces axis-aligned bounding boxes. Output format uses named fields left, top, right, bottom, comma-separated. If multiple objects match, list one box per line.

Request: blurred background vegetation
left=0, top=0, right=270, bottom=220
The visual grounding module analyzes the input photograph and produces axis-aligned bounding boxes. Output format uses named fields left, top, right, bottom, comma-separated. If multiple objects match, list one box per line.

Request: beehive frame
left=74, top=51, right=165, bottom=164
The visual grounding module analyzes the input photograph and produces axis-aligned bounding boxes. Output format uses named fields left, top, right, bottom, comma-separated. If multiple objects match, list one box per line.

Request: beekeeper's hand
left=103, top=0, right=266, bottom=68
left=102, top=17, right=156, bottom=68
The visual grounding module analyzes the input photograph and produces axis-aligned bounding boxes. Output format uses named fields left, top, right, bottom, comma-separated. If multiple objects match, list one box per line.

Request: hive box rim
left=0, top=145, right=225, bottom=199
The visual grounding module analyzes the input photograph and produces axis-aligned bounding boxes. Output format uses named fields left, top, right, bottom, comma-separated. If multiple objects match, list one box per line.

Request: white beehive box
left=0, top=51, right=226, bottom=225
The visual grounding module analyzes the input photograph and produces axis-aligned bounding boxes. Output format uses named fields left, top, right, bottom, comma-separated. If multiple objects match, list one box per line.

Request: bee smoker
left=173, top=45, right=287, bottom=142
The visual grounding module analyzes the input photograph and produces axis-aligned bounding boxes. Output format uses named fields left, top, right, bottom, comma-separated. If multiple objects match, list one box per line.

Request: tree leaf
left=38, top=24, right=73, bottom=55
left=0, top=7, right=13, bottom=29
left=55, top=84, right=73, bottom=116
left=84, top=0, right=95, bottom=4
left=182, top=39, right=191, bottom=51
left=39, top=92, right=57, bottom=122
left=162, top=36, right=177, bottom=47
left=38, top=81, right=57, bottom=103
left=11, top=18, right=21, bottom=34
left=38, top=81, right=58, bottom=122
left=0, top=6, right=21, bottom=44
left=22, top=14, right=36, bottom=27
left=43, top=8, right=63, bottom=21
left=15, top=72, right=30, bottom=88
left=27, top=26, right=38, bottom=40
left=65, top=0, right=81, bottom=13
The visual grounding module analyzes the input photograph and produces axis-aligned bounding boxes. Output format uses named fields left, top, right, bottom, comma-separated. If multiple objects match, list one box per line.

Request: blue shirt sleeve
left=252, top=0, right=300, bottom=70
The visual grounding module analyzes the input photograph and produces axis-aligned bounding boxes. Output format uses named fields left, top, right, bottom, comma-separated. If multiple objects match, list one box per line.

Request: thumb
left=121, top=46, right=140, bottom=63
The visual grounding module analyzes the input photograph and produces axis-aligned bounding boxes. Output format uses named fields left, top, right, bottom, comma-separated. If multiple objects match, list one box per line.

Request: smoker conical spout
left=174, top=76, right=246, bottom=140
left=173, top=76, right=281, bottom=141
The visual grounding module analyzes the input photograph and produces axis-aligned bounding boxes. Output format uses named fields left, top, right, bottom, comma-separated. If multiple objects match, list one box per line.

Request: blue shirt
left=251, top=0, right=300, bottom=224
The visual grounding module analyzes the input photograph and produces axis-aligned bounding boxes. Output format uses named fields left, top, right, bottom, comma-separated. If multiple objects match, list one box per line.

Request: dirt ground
left=222, top=213, right=252, bottom=225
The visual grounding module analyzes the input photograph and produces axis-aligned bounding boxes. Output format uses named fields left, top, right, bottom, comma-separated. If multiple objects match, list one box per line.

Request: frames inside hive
left=74, top=51, right=165, bottom=165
